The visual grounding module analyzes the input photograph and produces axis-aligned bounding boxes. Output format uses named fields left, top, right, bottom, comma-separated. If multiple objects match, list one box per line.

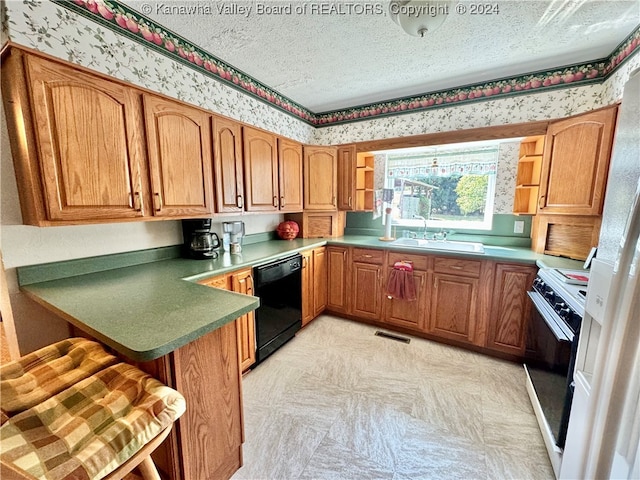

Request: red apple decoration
left=276, top=221, right=299, bottom=240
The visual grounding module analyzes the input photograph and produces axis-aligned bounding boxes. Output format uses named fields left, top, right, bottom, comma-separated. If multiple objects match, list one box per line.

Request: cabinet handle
left=302, top=256, right=308, bottom=268
left=133, top=191, right=142, bottom=212
left=342, top=250, right=346, bottom=260
left=362, top=254, right=373, bottom=258
left=348, top=196, right=352, bottom=207
left=154, top=192, right=163, bottom=212
left=332, top=195, right=336, bottom=206
left=538, top=195, right=546, bottom=209
left=280, top=196, right=285, bottom=208
left=273, top=196, right=278, bottom=208
left=236, top=195, right=243, bottom=208
left=247, top=275, right=254, bottom=295
left=387, top=295, right=393, bottom=300
left=450, top=265, right=463, bottom=270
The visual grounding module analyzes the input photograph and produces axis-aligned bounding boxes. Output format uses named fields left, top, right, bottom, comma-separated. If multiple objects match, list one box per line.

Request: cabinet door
left=313, top=247, right=328, bottom=316
left=486, top=263, right=537, bottom=355
left=230, top=268, right=256, bottom=372
left=429, top=273, right=478, bottom=344
left=326, top=246, right=349, bottom=314
left=243, top=126, right=279, bottom=212
left=212, top=116, right=244, bottom=213
left=171, top=322, right=243, bottom=479
left=538, top=107, right=617, bottom=215
left=352, top=262, right=382, bottom=320
left=143, top=94, right=214, bottom=217
left=383, top=269, right=429, bottom=331
left=301, top=250, right=314, bottom=326
left=337, top=145, right=356, bottom=210
left=303, top=146, right=337, bottom=210
left=25, top=55, right=146, bottom=221
left=278, top=138, right=303, bottom=212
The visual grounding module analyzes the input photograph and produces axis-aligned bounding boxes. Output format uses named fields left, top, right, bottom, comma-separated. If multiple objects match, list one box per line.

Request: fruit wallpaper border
left=36, top=1, right=640, bottom=126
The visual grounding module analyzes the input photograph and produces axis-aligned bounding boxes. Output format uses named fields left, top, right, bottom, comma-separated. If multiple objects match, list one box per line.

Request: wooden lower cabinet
left=381, top=250, right=431, bottom=330
left=301, top=247, right=327, bottom=326
left=351, top=262, right=383, bottom=320
left=383, top=269, right=429, bottom=330
left=486, top=263, right=537, bottom=355
left=138, top=322, right=244, bottom=480
left=327, top=246, right=534, bottom=358
left=229, top=269, right=257, bottom=372
left=172, top=322, right=244, bottom=479
left=198, top=270, right=256, bottom=373
left=428, top=273, right=479, bottom=344
left=326, top=246, right=350, bottom=314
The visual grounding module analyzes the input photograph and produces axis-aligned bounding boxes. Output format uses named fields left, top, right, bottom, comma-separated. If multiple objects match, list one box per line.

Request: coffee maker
left=222, top=221, right=245, bottom=254
left=182, top=219, right=220, bottom=259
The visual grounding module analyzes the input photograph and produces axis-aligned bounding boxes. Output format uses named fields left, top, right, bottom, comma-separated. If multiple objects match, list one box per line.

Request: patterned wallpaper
left=4, top=1, right=639, bottom=147
left=311, top=84, right=604, bottom=145
left=3, top=0, right=315, bottom=143
left=494, top=141, right=521, bottom=215
left=20, top=0, right=640, bottom=128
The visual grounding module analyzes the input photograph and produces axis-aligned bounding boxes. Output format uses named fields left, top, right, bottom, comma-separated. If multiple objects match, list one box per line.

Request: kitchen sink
left=390, top=237, right=485, bottom=253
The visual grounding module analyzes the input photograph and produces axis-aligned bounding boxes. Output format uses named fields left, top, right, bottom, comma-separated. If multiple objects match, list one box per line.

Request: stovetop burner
left=536, top=268, right=588, bottom=318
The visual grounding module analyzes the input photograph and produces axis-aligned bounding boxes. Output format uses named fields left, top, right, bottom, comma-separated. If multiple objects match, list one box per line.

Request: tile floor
left=231, top=315, right=554, bottom=480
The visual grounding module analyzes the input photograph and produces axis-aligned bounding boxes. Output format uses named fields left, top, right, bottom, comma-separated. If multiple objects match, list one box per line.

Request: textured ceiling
left=122, top=0, right=640, bottom=112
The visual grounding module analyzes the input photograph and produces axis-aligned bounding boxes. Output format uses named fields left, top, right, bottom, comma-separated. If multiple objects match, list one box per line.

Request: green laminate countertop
left=20, top=235, right=583, bottom=362
left=19, top=238, right=328, bottom=362
left=326, top=235, right=586, bottom=269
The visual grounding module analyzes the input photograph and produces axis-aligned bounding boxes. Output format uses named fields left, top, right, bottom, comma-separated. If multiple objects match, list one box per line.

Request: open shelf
left=513, top=136, right=545, bottom=215
left=356, top=152, right=375, bottom=211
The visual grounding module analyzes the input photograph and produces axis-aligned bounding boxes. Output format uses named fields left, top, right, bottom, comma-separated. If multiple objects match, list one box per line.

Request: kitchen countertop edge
left=19, top=236, right=583, bottom=362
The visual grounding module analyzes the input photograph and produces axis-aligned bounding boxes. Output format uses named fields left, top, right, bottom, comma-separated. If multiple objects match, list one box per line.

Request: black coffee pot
left=182, top=219, right=220, bottom=259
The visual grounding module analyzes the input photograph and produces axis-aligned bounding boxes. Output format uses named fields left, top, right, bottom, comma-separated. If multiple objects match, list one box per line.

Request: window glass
left=382, top=141, right=500, bottom=231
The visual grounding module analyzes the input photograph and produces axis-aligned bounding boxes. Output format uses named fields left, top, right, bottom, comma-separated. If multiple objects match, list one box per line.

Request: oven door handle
left=527, top=291, right=573, bottom=342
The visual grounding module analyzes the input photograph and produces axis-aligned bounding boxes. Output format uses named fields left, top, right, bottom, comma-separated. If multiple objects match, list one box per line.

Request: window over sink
left=378, top=139, right=512, bottom=231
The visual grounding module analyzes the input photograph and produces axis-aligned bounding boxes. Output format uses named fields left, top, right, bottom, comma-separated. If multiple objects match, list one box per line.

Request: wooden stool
left=0, top=341, right=186, bottom=480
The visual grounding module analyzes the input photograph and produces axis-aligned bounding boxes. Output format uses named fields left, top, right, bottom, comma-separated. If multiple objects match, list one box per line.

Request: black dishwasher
left=253, top=254, right=302, bottom=364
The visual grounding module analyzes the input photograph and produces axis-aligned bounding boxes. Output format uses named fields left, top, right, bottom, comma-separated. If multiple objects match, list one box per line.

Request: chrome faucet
left=433, top=228, right=448, bottom=241
left=413, top=215, right=428, bottom=238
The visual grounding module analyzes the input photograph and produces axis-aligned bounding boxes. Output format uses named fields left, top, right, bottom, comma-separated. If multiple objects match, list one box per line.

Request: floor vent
left=374, top=331, right=410, bottom=344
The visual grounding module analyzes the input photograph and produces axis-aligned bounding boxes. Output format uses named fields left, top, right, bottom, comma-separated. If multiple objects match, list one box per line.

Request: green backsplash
left=344, top=212, right=532, bottom=247
left=17, top=232, right=277, bottom=286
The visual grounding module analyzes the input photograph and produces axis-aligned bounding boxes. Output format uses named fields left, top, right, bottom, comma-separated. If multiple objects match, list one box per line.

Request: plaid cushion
left=1, top=339, right=118, bottom=418
left=1, top=363, right=186, bottom=480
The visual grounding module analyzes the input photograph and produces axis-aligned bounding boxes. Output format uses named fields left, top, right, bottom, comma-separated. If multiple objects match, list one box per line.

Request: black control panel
left=532, top=277, right=582, bottom=334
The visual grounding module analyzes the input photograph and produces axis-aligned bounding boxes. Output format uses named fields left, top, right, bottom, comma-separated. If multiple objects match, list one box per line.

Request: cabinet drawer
left=434, top=257, right=481, bottom=277
left=198, top=274, right=228, bottom=289
left=387, top=252, right=430, bottom=271
left=352, top=248, right=384, bottom=264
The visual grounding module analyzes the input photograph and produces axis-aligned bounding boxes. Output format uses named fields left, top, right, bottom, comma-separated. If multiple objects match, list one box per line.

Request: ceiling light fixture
left=389, top=1, right=456, bottom=37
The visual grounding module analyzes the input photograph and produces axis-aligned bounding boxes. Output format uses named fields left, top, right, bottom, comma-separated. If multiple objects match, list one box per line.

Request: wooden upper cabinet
left=212, top=116, right=244, bottom=213
left=143, top=94, right=214, bottom=217
left=304, top=146, right=337, bottom=210
left=538, top=106, right=617, bottom=215
left=22, top=54, right=146, bottom=222
left=337, top=145, right=357, bottom=210
left=243, top=126, right=279, bottom=212
left=277, top=138, right=304, bottom=212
